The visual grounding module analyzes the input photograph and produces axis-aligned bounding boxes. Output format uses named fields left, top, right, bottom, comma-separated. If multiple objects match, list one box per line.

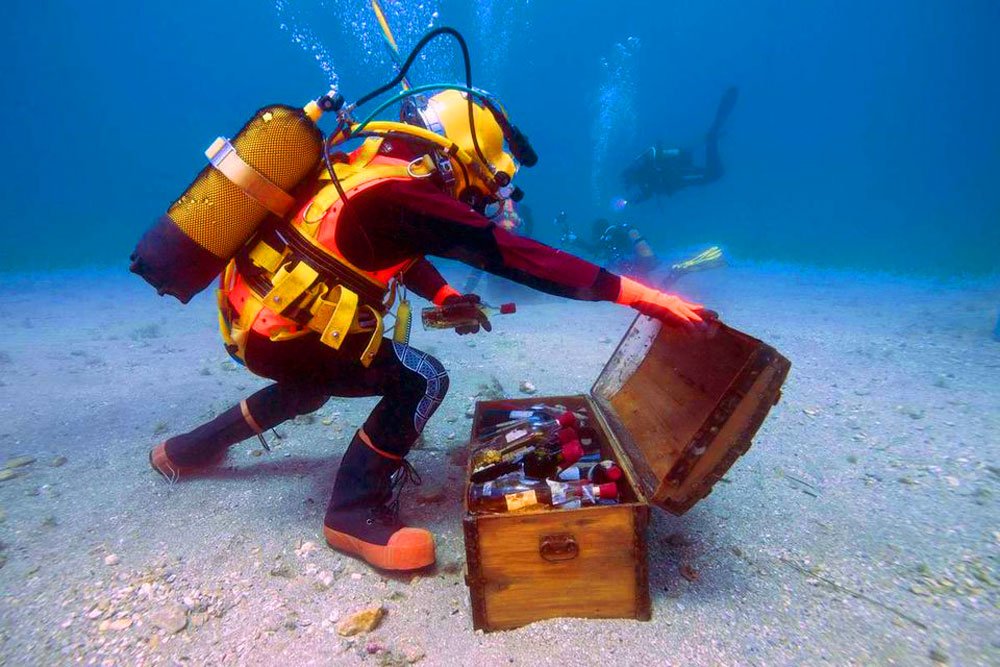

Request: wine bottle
left=521, top=440, right=585, bottom=479
left=421, top=301, right=516, bottom=330
left=471, top=421, right=577, bottom=471
left=478, top=405, right=580, bottom=433
left=558, top=460, right=623, bottom=483
left=468, top=477, right=618, bottom=514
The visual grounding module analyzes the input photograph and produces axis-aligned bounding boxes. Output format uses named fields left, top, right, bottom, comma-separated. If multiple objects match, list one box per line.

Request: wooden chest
left=462, top=315, right=791, bottom=632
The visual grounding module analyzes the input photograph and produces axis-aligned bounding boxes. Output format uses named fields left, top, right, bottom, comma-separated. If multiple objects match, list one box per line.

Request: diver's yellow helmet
left=419, top=89, right=518, bottom=204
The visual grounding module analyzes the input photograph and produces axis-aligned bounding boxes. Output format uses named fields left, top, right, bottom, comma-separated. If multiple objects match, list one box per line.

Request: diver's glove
left=443, top=293, right=492, bottom=335
left=616, top=276, right=711, bottom=331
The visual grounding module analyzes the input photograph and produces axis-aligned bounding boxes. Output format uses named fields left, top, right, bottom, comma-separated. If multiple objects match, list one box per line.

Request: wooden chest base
left=463, top=395, right=651, bottom=632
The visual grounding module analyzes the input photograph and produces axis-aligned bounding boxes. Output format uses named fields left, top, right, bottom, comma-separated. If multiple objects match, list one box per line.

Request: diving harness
left=166, top=26, right=539, bottom=367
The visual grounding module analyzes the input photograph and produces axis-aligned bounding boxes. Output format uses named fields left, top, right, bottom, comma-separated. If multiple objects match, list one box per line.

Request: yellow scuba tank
left=130, top=99, right=335, bottom=303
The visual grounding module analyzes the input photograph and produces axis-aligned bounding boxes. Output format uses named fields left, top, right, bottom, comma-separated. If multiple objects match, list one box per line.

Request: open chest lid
left=590, top=315, right=790, bottom=515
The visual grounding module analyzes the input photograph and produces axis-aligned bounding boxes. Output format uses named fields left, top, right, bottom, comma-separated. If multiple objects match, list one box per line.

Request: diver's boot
left=149, top=400, right=267, bottom=482
left=323, top=431, right=435, bottom=571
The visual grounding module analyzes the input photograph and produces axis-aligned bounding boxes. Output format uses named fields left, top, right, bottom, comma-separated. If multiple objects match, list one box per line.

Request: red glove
left=616, top=276, right=710, bottom=330
left=443, top=293, right=492, bottom=335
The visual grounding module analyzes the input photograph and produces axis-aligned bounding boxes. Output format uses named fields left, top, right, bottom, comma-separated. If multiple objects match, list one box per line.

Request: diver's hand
left=616, top=276, right=713, bottom=332
left=443, top=293, right=492, bottom=335
left=632, top=293, right=711, bottom=331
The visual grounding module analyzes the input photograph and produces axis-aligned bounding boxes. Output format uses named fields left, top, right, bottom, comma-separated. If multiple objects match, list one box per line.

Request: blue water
left=2, top=0, right=998, bottom=276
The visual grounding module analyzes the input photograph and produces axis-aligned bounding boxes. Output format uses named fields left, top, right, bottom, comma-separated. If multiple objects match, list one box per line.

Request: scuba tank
left=129, top=98, right=338, bottom=303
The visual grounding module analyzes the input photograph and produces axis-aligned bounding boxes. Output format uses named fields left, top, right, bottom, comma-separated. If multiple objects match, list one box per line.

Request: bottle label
left=582, top=484, right=597, bottom=504
left=509, top=410, right=534, bottom=420
left=482, top=481, right=493, bottom=496
left=546, top=479, right=569, bottom=506
left=504, top=490, right=537, bottom=511
left=504, top=428, right=529, bottom=444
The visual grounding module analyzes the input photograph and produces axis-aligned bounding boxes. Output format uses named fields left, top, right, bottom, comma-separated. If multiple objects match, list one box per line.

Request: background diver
left=622, top=85, right=739, bottom=204
left=137, top=80, right=717, bottom=573
left=556, top=212, right=725, bottom=286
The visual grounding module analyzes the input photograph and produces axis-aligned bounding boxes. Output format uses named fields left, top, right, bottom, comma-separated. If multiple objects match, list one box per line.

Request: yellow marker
left=370, top=0, right=411, bottom=90
left=393, top=297, right=412, bottom=344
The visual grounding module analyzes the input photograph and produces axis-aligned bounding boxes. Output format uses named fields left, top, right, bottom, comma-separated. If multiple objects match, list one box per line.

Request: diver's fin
left=708, top=86, right=739, bottom=137
left=669, top=246, right=725, bottom=278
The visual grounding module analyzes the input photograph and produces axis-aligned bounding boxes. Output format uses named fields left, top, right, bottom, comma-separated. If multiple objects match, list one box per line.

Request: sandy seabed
left=0, top=263, right=997, bottom=666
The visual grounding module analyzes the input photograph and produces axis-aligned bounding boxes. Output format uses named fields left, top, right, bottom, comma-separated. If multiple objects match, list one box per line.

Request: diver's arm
left=379, top=180, right=708, bottom=327
left=401, top=257, right=460, bottom=305
left=380, top=180, right=617, bottom=301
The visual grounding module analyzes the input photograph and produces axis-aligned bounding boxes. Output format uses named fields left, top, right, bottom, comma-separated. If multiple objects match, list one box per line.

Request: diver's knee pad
left=391, top=342, right=450, bottom=434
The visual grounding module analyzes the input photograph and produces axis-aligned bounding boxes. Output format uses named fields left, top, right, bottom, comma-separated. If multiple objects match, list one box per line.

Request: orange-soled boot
left=149, top=442, right=204, bottom=482
left=147, top=398, right=275, bottom=482
left=323, top=431, right=435, bottom=571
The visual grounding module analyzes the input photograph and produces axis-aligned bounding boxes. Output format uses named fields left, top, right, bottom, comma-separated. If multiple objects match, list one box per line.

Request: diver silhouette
left=622, top=86, right=739, bottom=203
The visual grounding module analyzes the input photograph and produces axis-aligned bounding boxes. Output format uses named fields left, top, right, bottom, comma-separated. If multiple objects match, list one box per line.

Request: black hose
left=355, top=27, right=468, bottom=108
left=352, top=26, right=494, bottom=184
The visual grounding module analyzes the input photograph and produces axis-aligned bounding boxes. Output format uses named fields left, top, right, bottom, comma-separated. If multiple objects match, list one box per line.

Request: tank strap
left=205, top=138, right=296, bottom=217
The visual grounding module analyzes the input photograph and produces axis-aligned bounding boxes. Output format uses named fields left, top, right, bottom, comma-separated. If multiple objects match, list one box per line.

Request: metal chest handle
left=539, top=533, right=579, bottom=562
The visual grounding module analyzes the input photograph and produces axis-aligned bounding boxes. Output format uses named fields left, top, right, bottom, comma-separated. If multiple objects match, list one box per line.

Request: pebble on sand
left=104, top=554, right=120, bottom=566
left=100, top=617, right=133, bottom=632
left=49, top=456, right=68, bottom=467
left=519, top=380, right=537, bottom=395
left=336, top=606, right=385, bottom=636
left=314, top=570, right=336, bottom=591
left=148, top=604, right=188, bottom=634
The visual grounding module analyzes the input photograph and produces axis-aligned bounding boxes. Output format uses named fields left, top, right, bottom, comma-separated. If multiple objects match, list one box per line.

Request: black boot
left=323, top=431, right=435, bottom=571
left=151, top=384, right=328, bottom=481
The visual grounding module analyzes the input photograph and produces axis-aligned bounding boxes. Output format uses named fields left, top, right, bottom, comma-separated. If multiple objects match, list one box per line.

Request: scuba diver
left=587, top=219, right=658, bottom=278
left=131, top=28, right=715, bottom=573
left=560, top=213, right=726, bottom=286
left=622, top=86, right=739, bottom=204
left=554, top=214, right=658, bottom=279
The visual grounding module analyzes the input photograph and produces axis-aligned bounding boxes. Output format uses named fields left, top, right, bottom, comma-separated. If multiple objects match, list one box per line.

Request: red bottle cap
left=557, top=427, right=577, bottom=444
left=604, top=465, right=623, bottom=482
left=499, top=303, right=516, bottom=315
left=597, top=482, right=619, bottom=499
left=556, top=411, right=577, bottom=428
left=560, top=440, right=584, bottom=466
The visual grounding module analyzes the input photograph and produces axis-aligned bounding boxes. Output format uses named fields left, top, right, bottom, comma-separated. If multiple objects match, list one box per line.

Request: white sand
left=0, top=264, right=997, bottom=666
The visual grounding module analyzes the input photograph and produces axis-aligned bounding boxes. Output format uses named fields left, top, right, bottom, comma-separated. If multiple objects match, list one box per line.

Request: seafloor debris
left=519, top=380, right=537, bottom=394
left=4, top=455, right=35, bottom=469
left=336, top=605, right=385, bottom=636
